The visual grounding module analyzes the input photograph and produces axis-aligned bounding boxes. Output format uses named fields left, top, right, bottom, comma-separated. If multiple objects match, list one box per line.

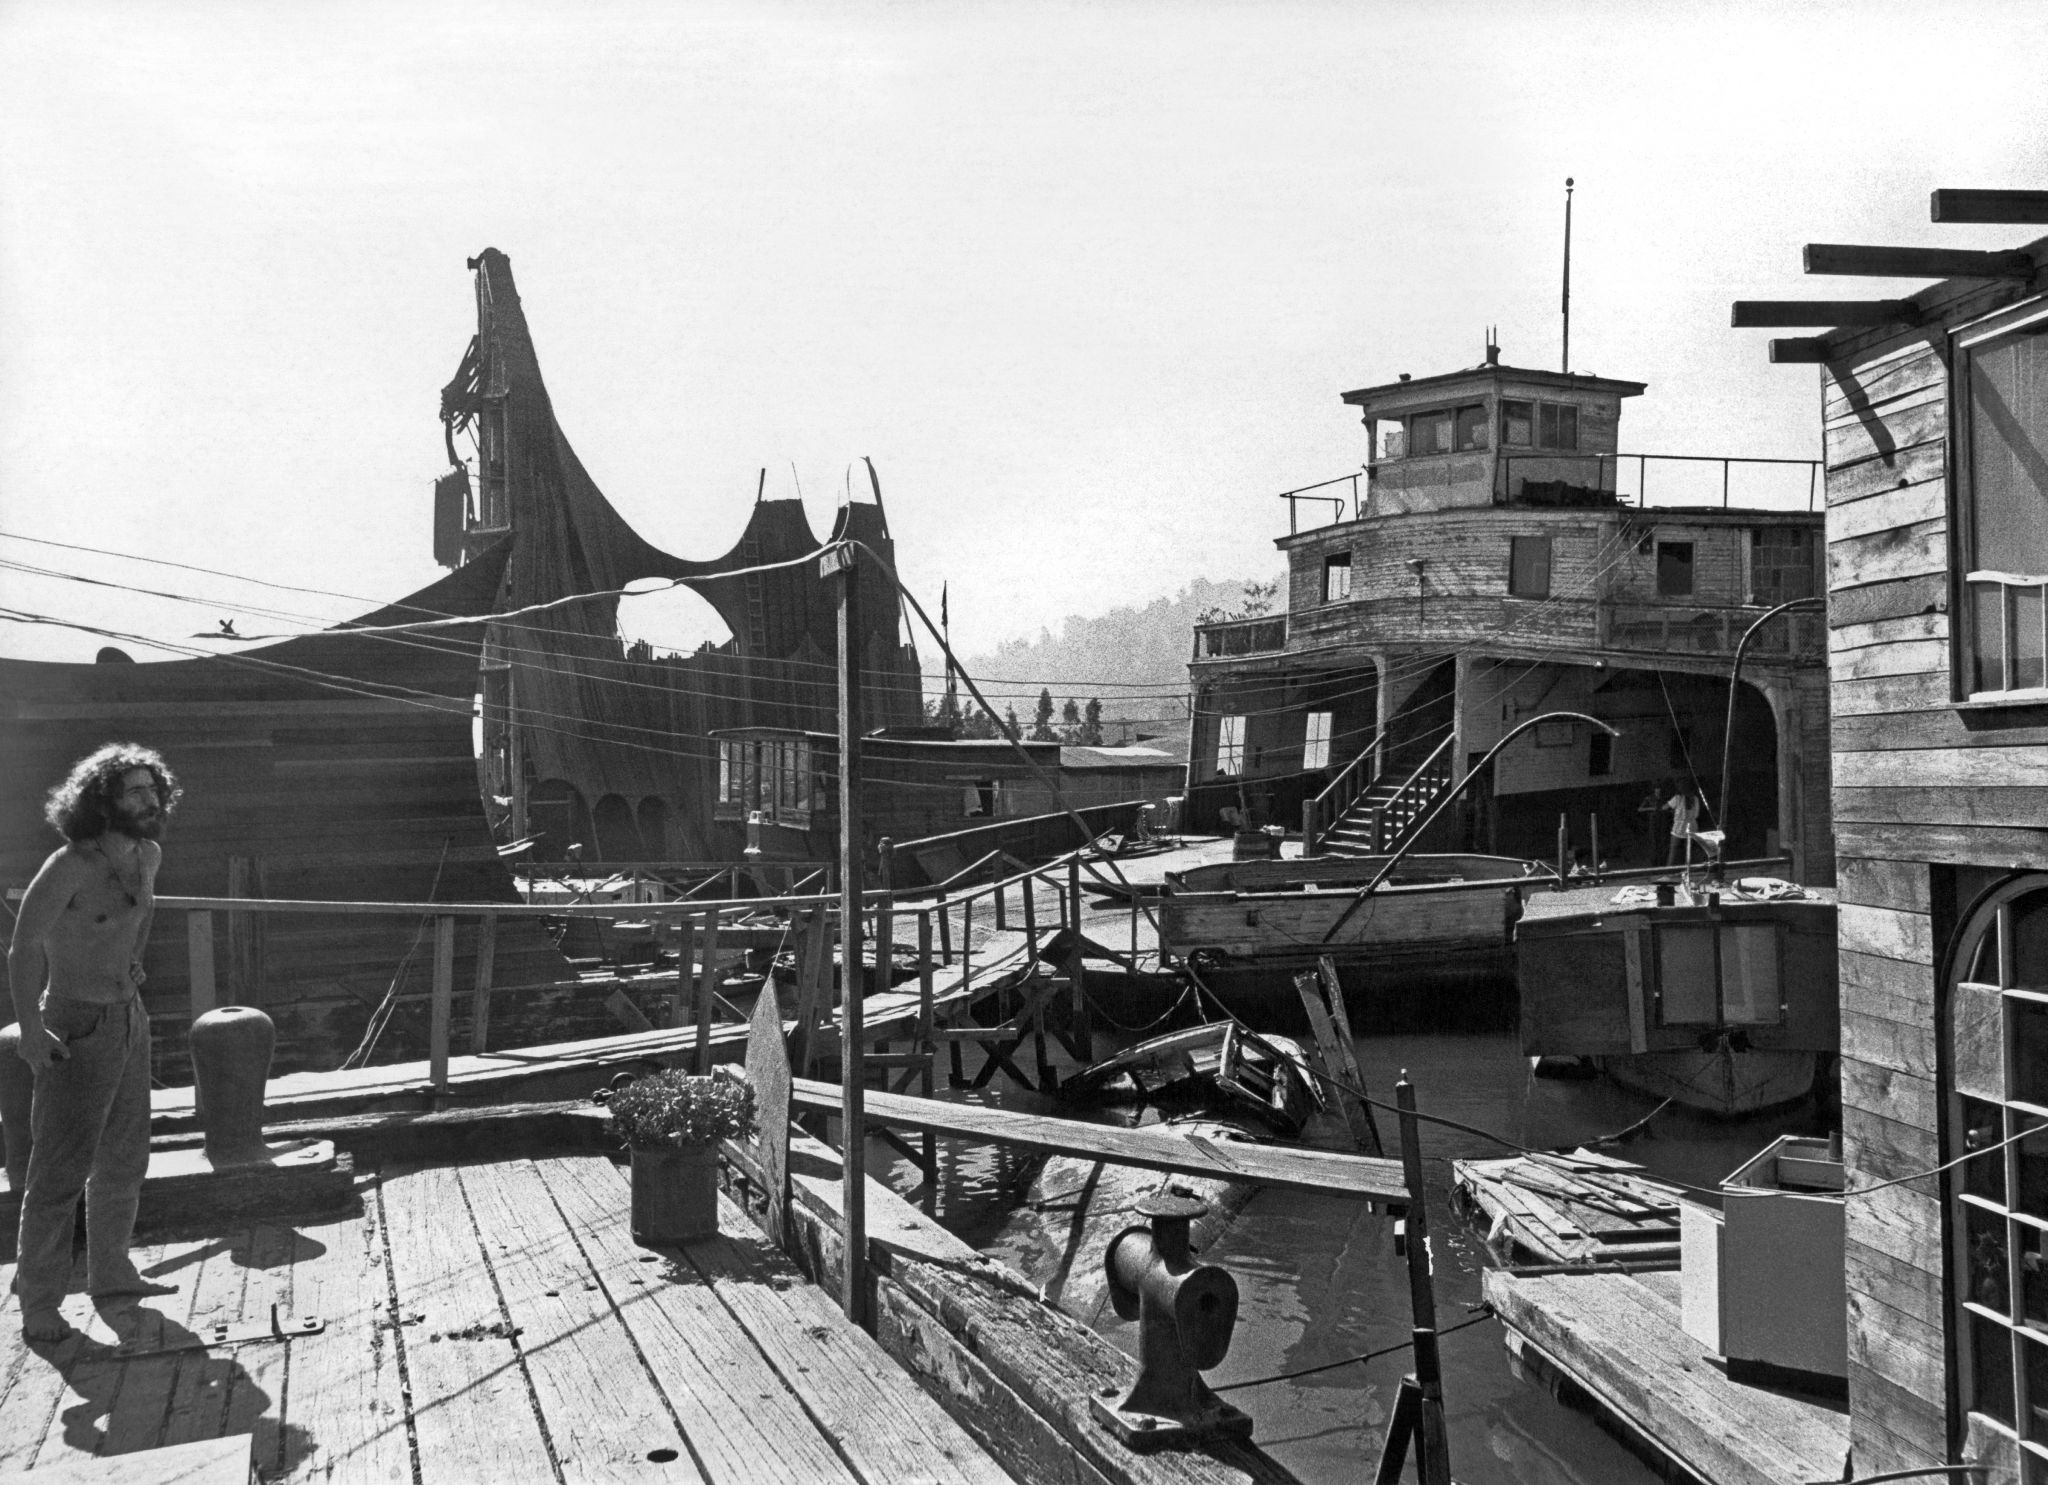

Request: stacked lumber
left=1451, top=1147, right=1682, bottom=1271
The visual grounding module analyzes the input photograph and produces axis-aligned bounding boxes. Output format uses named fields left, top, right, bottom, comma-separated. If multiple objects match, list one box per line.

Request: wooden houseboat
left=0, top=249, right=927, bottom=1076
left=1729, top=195, right=2048, bottom=1483
left=1516, top=885, right=1840, bottom=1115
left=1184, top=343, right=1836, bottom=892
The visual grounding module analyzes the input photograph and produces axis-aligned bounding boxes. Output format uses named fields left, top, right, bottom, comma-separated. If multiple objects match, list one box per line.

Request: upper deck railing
left=1191, top=614, right=1288, bottom=659
left=1280, top=452, right=1823, bottom=533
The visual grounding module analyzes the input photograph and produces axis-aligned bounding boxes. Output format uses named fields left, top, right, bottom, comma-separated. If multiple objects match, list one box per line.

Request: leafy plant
left=606, top=1070, right=757, bottom=1151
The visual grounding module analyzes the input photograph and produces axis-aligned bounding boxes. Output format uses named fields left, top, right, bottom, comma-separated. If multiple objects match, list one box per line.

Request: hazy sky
left=3, top=0, right=2044, bottom=670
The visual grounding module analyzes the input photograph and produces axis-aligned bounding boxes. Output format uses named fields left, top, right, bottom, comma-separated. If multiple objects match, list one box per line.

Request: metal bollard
left=1089, top=1191, right=1251, bottom=1448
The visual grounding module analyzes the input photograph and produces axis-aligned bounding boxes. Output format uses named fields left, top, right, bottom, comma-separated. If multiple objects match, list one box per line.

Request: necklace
left=94, top=839, right=142, bottom=906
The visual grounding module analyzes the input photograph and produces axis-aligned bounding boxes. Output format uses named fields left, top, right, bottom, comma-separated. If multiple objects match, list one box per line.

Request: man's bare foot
left=22, top=1308, right=72, bottom=1342
left=87, top=1268, right=176, bottom=1300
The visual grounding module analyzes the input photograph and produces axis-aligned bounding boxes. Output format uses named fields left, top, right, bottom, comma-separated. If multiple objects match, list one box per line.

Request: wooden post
left=669, top=915, right=698, bottom=1029
left=917, top=910, right=937, bottom=1192
left=226, top=855, right=264, bottom=1006
left=1294, top=962, right=1382, bottom=1154
left=185, top=910, right=216, bottom=1020
left=1066, top=856, right=1091, bottom=1064
left=1395, top=1074, right=1451, bottom=1485
left=950, top=894, right=972, bottom=1087
left=938, top=899, right=953, bottom=966
left=429, top=915, right=456, bottom=1096
left=1590, top=814, right=1602, bottom=883
left=1556, top=812, right=1570, bottom=889
left=875, top=839, right=895, bottom=1063
left=825, top=541, right=868, bottom=1328
left=693, top=913, right=722, bottom=1074
left=467, top=912, right=497, bottom=1054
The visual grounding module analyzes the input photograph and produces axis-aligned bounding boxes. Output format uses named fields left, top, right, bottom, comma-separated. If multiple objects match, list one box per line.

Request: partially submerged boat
left=1058, top=1021, right=1324, bottom=1138
left=1516, top=879, right=1838, bottom=1116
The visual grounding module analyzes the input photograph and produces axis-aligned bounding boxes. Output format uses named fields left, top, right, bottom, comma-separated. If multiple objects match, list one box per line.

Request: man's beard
left=113, top=807, right=163, bottom=841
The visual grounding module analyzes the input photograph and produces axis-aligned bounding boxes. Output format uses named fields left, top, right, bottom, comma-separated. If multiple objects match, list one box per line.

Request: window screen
left=1304, top=711, right=1332, bottom=771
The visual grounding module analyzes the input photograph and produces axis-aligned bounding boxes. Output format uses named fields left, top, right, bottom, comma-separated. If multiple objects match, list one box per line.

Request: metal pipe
left=1320, top=711, right=1620, bottom=944
left=1715, top=596, right=1826, bottom=851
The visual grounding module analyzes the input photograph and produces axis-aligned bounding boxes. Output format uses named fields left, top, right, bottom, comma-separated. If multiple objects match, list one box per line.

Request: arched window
left=1945, top=873, right=2048, bottom=1469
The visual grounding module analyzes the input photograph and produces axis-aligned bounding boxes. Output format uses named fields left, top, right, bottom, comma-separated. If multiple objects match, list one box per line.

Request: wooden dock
left=0, top=1152, right=1013, bottom=1483
left=1483, top=1266, right=1850, bottom=1485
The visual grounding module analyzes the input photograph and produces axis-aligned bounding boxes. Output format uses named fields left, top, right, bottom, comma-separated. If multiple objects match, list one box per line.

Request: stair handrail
left=1371, top=731, right=1457, bottom=852
left=1304, top=744, right=1381, bottom=855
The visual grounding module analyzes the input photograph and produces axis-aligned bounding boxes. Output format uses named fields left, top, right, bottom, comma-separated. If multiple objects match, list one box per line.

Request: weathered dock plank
left=1484, top=1269, right=1849, bottom=1485
left=788, top=1076, right=1407, bottom=1201
left=540, top=1156, right=862, bottom=1485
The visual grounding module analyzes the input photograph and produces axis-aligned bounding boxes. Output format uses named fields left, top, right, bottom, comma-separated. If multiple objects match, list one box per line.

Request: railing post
left=1302, top=799, right=1317, bottom=857
left=430, top=915, right=456, bottom=1096
left=185, top=909, right=216, bottom=1020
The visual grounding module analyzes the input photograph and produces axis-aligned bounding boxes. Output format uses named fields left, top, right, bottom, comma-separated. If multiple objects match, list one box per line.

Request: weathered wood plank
left=1828, top=520, right=1946, bottom=590
left=155, top=1227, right=256, bottom=1452
left=378, top=1163, right=555, bottom=1482
left=1826, top=573, right=1946, bottom=630
left=1828, top=636, right=1948, bottom=683
left=1825, top=398, right=1946, bottom=469
left=1846, top=1287, right=1945, bottom=1397
left=1841, top=1007, right=1936, bottom=1082
left=1835, top=857, right=1930, bottom=912
left=1847, top=1361, right=1949, bottom=1478
left=218, top=1223, right=298, bottom=1476
left=1836, top=746, right=2048, bottom=790
left=1827, top=479, right=1946, bottom=543
left=1825, top=440, right=1946, bottom=506
left=786, top=1076, right=1407, bottom=1201
left=1834, top=706, right=2048, bottom=753
left=539, top=1157, right=862, bottom=1485
left=1840, top=948, right=1936, bottom=1025
left=1840, top=1056, right=1938, bottom=1143
left=1830, top=611, right=1948, bottom=655
left=1834, top=819, right=2048, bottom=870
left=1844, top=1101, right=1940, bottom=1195
left=678, top=1199, right=1015, bottom=1485
left=1833, top=785, right=2048, bottom=831
left=88, top=1234, right=213, bottom=1464
left=457, top=1158, right=697, bottom=1482
left=1844, top=1180, right=1941, bottom=1275
left=275, top=1195, right=412, bottom=1483
left=1836, top=902, right=1934, bottom=964
left=1845, top=1235, right=1941, bottom=1330
left=1824, top=342, right=1946, bottom=423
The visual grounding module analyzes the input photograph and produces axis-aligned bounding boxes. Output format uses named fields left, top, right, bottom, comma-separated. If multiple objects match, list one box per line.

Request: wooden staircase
left=1303, top=733, right=1456, bottom=858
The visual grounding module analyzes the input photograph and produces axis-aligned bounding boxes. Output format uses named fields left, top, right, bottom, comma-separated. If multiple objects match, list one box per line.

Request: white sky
left=2, top=0, right=2044, bottom=668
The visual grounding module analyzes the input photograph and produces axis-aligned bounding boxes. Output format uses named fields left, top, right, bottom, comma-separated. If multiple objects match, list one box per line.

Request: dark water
left=866, top=1029, right=1828, bottom=1485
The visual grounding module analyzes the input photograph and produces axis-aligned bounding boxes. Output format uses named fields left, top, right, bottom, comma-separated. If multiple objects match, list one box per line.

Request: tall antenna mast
left=1561, top=177, right=1575, bottom=374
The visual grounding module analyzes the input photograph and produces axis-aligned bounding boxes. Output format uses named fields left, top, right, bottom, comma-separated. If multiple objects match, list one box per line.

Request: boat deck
left=1484, top=1265, right=1849, bottom=1485
left=0, top=1153, right=1011, bottom=1484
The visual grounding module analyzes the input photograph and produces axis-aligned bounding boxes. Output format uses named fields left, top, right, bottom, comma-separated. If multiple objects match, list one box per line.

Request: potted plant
left=605, top=1070, right=756, bottom=1245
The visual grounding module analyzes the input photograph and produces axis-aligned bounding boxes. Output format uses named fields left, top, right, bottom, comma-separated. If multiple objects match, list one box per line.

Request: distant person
left=9, top=745, right=181, bottom=1341
left=1635, top=784, right=1665, bottom=867
left=1664, top=786, right=1719, bottom=866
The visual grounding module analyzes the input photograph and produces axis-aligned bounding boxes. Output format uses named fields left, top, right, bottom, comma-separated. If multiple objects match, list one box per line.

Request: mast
left=1561, top=177, right=1575, bottom=373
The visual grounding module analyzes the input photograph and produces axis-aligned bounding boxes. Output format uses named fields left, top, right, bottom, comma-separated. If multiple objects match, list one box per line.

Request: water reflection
left=868, top=1028, right=1827, bottom=1485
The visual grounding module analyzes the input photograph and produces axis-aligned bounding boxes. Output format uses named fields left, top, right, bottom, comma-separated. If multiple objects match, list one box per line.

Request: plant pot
left=630, top=1144, right=720, bottom=1246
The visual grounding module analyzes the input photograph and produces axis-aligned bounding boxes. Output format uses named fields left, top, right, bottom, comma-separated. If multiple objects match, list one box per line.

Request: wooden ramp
left=1452, top=1148, right=1682, bottom=1270
left=788, top=1076, right=1408, bottom=1202
left=1484, top=1267, right=1849, bottom=1485
left=0, top=1154, right=1012, bottom=1484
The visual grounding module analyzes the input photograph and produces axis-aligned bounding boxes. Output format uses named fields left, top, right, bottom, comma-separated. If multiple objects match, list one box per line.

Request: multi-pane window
left=1509, top=535, right=1553, bottom=599
left=1750, top=527, right=1820, bottom=606
left=715, top=737, right=815, bottom=820
left=1407, top=410, right=1454, bottom=456
left=1454, top=405, right=1490, bottom=451
left=1658, top=541, right=1696, bottom=598
left=1303, top=711, right=1332, bottom=771
left=1501, top=400, right=1580, bottom=450
left=1653, top=923, right=1784, bottom=1027
left=1323, top=553, right=1353, bottom=603
left=1957, top=305, right=2048, bottom=700
left=1947, top=876, right=2048, bottom=1475
left=1215, top=715, right=1247, bottom=776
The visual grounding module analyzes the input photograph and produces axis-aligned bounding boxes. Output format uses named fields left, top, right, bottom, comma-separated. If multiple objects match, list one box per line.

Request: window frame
left=1944, top=873, right=2048, bottom=1469
left=1649, top=920, right=1787, bottom=1029
left=1953, top=298, right=2048, bottom=705
left=1657, top=540, right=1696, bottom=598
left=1215, top=715, right=1247, bottom=777
left=1508, top=534, right=1553, bottom=599
left=1303, top=711, right=1333, bottom=771
left=1323, top=552, right=1353, bottom=604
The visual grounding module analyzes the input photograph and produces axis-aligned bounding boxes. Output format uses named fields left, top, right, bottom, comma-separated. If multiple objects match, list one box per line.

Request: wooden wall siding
left=1816, top=250, right=2048, bottom=1476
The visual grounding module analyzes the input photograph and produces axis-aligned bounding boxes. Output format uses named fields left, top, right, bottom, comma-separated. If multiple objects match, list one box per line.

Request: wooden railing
left=1599, top=601, right=1826, bottom=660
left=1366, top=734, right=1456, bottom=853
left=1191, top=614, right=1288, bottom=659
left=152, top=838, right=1112, bottom=1100
left=1302, top=746, right=1380, bottom=857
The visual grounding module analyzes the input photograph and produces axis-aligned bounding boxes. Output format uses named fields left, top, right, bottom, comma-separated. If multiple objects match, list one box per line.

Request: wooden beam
left=1930, top=189, right=2048, bottom=225
left=1731, top=300, right=1917, bottom=328
left=1804, top=243, right=2034, bottom=280
left=1769, top=338, right=1832, bottom=364
left=429, top=914, right=455, bottom=1093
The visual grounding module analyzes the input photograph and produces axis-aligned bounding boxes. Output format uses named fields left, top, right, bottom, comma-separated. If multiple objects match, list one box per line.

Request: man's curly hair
left=44, top=743, right=180, bottom=842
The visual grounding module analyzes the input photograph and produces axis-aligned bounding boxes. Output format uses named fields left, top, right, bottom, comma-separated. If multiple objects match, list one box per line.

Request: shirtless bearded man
left=9, top=744, right=181, bottom=1340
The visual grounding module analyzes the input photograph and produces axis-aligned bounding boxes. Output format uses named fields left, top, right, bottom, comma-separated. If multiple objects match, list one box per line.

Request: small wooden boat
left=1164, top=852, right=1542, bottom=896
left=1059, top=1022, right=1324, bottom=1138
left=1516, top=882, right=1838, bottom=1116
